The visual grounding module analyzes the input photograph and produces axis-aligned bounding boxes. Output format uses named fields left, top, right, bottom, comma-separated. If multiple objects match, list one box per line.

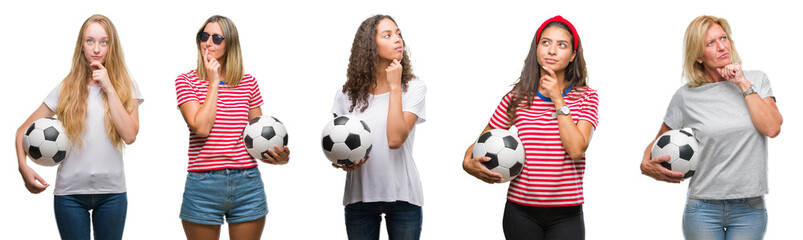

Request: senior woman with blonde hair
left=640, top=15, right=782, bottom=239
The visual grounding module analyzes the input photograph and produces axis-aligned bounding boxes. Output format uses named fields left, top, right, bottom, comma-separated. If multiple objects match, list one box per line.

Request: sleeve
left=488, top=92, right=514, bottom=130
left=402, top=80, right=427, bottom=124
left=331, top=88, right=347, bottom=116
left=662, top=88, right=685, bottom=130
left=578, top=90, right=599, bottom=129
left=175, top=74, right=198, bottom=108
left=43, top=84, right=61, bottom=112
left=753, top=71, right=774, bottom=101
left=248, top=75, right=264, bottom=109
left=131, top=80, right=144, bottom=104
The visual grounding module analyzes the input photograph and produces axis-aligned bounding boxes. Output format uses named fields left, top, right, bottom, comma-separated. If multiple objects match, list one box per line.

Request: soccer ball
left=321, top=115, right=372, bottom=167
left=23, top=117, right=69, bottom=166
left=472, top=129, right=525, bottom=183
left=243, top=116, right=288, bottom=160
left=651, top=128, right=700, bottom=178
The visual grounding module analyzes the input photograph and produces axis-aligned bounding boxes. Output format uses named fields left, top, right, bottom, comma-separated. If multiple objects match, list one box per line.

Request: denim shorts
left=180, top=167, right=268, bottom=225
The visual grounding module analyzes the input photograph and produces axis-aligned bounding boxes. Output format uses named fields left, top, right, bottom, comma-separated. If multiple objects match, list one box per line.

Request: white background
left=2, top=0, right=800, bottom=239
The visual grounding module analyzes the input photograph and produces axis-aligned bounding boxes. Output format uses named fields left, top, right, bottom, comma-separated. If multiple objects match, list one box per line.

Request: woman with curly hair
left=330, top=14, right=426, bottom=240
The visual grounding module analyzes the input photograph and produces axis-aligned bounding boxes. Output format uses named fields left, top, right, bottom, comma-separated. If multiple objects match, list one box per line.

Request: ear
left=696, top=58, right=702, bottom=64
left=570, top=51, right=577, bottom=62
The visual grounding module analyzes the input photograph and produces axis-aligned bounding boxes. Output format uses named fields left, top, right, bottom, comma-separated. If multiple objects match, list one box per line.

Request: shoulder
left=176, top=70, right=198, bottom=83
left=569, top=86, right=598, bottom=99
left=743, top=70, right=769, bottom=84
left=405, top=79, right=426, bottom=93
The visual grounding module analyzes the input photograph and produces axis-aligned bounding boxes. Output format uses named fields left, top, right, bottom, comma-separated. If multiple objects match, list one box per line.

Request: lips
left=718, top=53, right=730, bottom=59
left=544, top=58, right=558, bottom=64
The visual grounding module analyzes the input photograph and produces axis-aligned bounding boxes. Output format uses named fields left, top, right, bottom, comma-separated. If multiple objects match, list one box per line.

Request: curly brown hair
left=343, top=14, right=416, bottom=113
left=505, top=21, right=587, bottom=123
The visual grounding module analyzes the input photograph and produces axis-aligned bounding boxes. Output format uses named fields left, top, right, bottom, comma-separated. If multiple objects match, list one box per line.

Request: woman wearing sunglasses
left=14, top=14, right=143, bottom=239
left=175, top=15, right=290, bottom=240
left=462, top=15, right=597, bottom=240
left=330, top=14, right=427, bottom=240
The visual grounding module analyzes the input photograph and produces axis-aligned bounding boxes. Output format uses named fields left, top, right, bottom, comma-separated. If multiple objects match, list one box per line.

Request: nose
left=92, top=42, right=100, bottom=54
left=715, top=39, right=726, bottom=51
left=548, top=43, right=557, bottom=55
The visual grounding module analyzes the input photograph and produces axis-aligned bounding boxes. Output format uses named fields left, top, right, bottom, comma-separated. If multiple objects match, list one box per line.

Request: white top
left=44, top=82, right=143, bottom=195
left=331, top=79, right=427, bottom=206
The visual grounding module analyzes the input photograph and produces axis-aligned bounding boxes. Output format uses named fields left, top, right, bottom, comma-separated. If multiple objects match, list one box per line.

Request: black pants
left=502, top=200, right=585, bottom=240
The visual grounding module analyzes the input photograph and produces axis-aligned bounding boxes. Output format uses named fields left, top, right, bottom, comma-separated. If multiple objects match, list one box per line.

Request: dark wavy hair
left=343, top=14, right=416, bottom=113
left=505, top=21, right=587, bottom=122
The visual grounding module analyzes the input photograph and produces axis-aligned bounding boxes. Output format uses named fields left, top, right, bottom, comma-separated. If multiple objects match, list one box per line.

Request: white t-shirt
left=331, top=79, right=427, bottom=206
left=44, top=82, right=144, bottom=195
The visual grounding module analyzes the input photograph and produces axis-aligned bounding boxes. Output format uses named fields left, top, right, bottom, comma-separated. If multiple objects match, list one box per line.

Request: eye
left=720, top=36, right=728, bottom=41
left=559, top=42, right=567, bottom=48
left=87, top=39, right=94, bottom=44
left=383, top=33, right=391, bottom=38
left=706, top=41, right=714, bottom=47
left=101, top=40, right=108, bottom=45
left=541, top=40, right=550, bottom=46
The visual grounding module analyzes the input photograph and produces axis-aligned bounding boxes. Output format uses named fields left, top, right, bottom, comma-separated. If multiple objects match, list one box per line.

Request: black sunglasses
left=198, top=32, right=225, bottom=45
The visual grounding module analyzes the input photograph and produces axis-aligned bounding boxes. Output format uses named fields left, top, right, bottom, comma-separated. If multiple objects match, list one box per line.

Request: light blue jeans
left=682, top=196, right=767, bottom=240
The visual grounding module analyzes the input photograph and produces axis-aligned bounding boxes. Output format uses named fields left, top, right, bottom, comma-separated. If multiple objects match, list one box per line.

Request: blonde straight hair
left=682, top=15, right=742, bottom=87
left=196, top=15, right=244, bottom=87
left=57, top=14, right=135, bottom=149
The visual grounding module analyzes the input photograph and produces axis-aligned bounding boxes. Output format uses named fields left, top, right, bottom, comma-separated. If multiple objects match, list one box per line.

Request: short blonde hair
left=682, top=15, right=741, bottom=87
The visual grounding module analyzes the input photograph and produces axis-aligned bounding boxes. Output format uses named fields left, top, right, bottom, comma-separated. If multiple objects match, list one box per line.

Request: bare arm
left=385, top=59, right=418, bottom=149
left=15, top=103, right=56, bottom=193
left=553, top=97, right=595, bottom=160
left=719, top=64, right=782, bottom=137
left=178, top=50, right=221, bottom=138
left=90, top=61, right=141, bottom=144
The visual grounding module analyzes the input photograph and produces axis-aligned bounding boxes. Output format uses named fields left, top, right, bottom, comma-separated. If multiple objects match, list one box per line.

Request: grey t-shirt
left=663, top=70, right=773, bottom=200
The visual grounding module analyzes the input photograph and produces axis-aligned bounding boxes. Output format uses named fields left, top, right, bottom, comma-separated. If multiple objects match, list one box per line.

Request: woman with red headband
left=463, top=15, right=597, bottom=239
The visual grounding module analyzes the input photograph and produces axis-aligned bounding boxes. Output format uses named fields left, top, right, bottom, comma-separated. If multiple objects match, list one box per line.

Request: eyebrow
left=379, top=28, right=400, bottom=34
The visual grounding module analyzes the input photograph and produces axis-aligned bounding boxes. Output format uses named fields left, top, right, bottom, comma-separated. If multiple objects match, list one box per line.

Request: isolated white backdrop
left=2, top=0, right=800, bottom=239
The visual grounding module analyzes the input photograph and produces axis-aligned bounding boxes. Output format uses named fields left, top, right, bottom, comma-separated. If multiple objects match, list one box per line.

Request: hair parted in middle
left=504, top=20, right=587, bottom=123
left=682, top=15, right=741, bottom=88
left=343, top=14, right=416, bottom=113
left=196, top=15, right=245, bottom=87
left=57, top=14, right=136, bottom=149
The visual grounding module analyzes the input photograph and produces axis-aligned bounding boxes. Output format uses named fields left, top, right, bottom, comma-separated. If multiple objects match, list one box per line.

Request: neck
left=704, top=66, right=726, bottom=83
left=373, top=59, right=392, bottom=94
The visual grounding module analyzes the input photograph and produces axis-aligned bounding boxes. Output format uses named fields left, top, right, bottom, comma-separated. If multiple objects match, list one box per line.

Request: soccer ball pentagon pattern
left=472, top=129, right=525, bottom=183
left=321, top=115, right=372, bottom=167
left=651, top=128, right=700, bottom=178
left=243, top=116, right=288, bottom=160
left=23, top=117, right=70, bottom=166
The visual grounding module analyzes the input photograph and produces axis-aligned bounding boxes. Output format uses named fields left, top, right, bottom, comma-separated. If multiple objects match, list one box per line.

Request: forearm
left=104, top=90, right=139, bottom=144
left=554, top=98, right=589, bottom=160
left=15, top=125, right=30, bottom=169
left=192, top=83, right=220, bottom=135
left=744, top=95, right=782, bottom=137
left=386, top=86, right=409, bottom=149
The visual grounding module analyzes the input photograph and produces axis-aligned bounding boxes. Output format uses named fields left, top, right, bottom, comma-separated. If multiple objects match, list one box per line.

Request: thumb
left=655, top=155, right=672, bottom=162
left=34, top=173, right=49, bottom=186
left=716, top=67, right=724, bottom=76
left=90, top=61, right=102, bottom=70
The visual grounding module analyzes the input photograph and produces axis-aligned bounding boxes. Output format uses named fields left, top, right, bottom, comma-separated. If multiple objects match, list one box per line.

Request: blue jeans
left=180, top=167, right=268, bottom=225
left=682, top=196, right=767, bottom=240
left=345, top=201, right=422, bottom=240
left=54, top=193, right=127, bottom=240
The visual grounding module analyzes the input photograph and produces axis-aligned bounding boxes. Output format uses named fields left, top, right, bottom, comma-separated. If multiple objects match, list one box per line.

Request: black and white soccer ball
left=321, top=115, right=372, bottom=167
left=472, top=129, right=525, bottom=183
left=651, top=128, right=700, bottom=178
left=243, top=116, right=288, bottom=160
left=23, top=117, right=69, bottom=166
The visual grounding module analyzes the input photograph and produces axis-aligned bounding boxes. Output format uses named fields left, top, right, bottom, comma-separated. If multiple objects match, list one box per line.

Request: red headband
left=536, top=15, right=579, bottom=51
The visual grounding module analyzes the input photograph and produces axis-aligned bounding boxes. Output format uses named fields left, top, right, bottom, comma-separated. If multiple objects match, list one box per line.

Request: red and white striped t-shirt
left=489, top=87, right=599, bottom=207
left=175, top=70, right=264, bottom=172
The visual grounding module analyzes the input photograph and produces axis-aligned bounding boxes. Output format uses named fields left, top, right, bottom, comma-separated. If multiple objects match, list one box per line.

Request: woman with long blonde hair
left=13, top=14, right=143, bottom=240
left=175, top=15, right=289, bottom=240
left=640, top=15, right=782, bottom=239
